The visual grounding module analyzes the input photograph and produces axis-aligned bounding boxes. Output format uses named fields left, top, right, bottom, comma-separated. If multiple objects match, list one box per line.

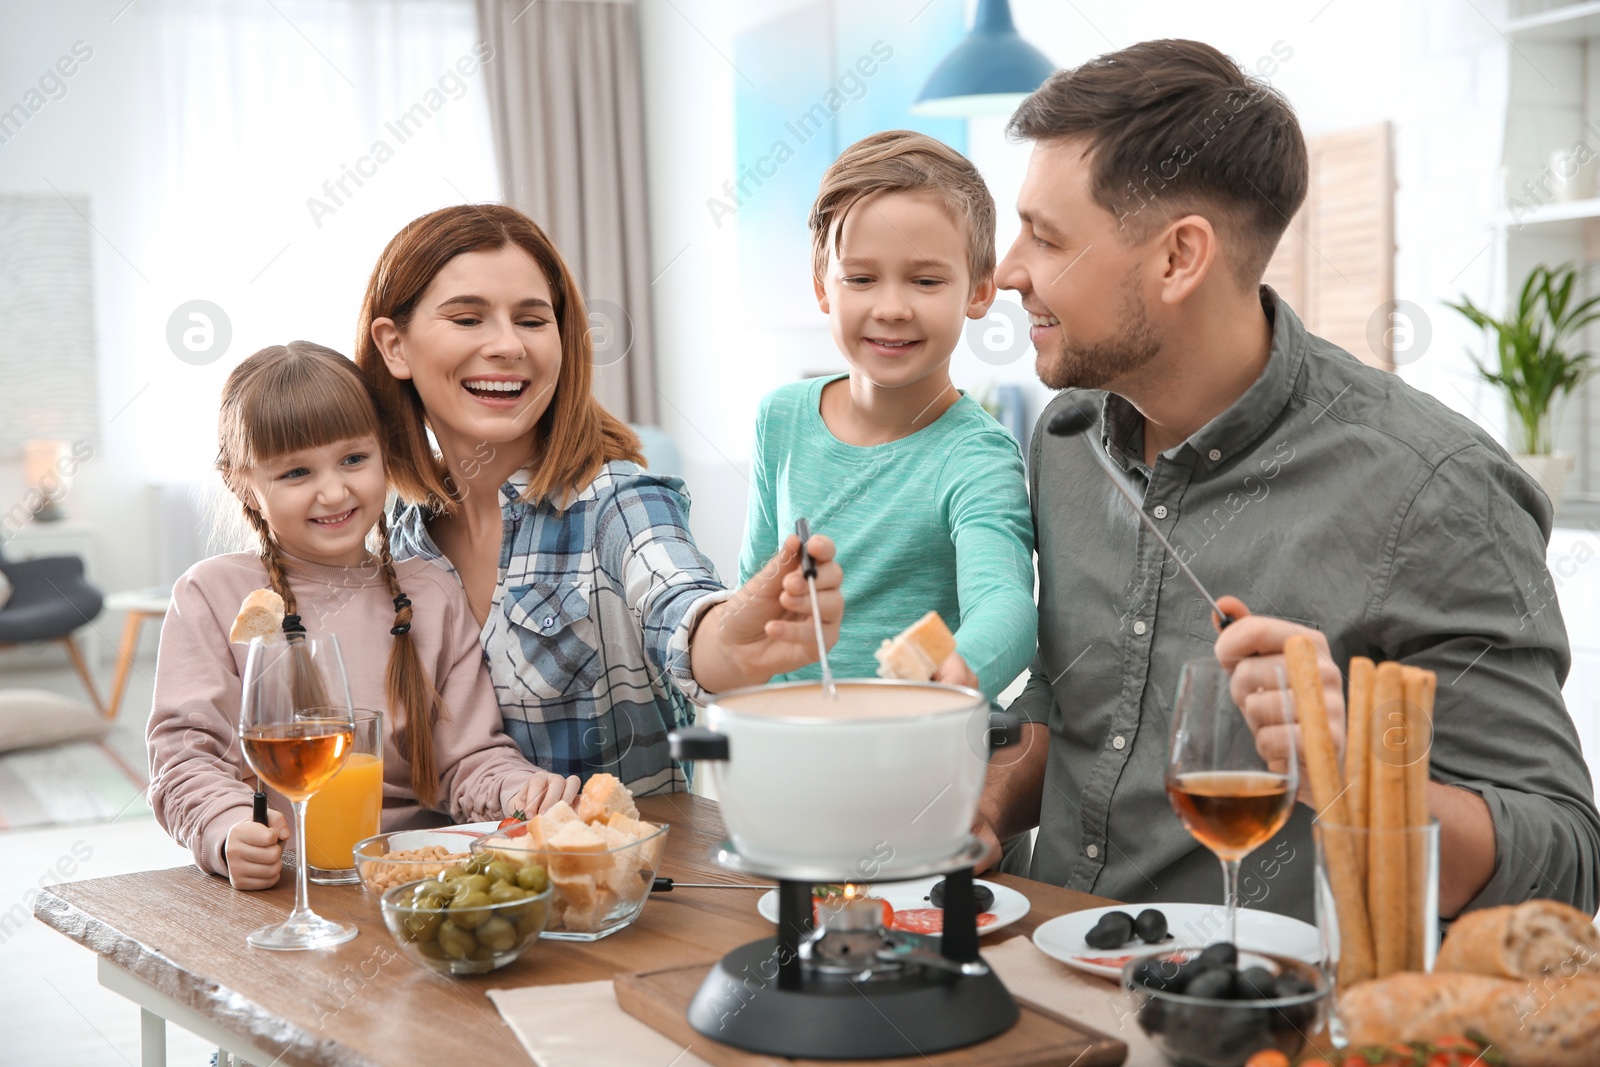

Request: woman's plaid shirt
left=390, top=461, right=732, bottom=795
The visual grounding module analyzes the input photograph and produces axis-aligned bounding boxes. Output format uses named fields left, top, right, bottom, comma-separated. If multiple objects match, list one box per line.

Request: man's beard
left=1035, top=279, right=1162, bottom=391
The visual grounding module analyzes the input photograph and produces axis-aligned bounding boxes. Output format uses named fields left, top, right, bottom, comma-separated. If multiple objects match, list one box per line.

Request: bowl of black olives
left=1121, top=943, right=1328, bottom=1067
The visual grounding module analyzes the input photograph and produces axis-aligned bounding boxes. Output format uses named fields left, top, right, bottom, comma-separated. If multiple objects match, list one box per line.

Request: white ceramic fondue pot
left=670, top=679, right=1019, bottom=877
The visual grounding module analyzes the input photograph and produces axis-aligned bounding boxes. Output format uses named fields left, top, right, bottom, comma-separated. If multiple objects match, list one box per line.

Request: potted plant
left=1449, top=263, right=1600, bottom=505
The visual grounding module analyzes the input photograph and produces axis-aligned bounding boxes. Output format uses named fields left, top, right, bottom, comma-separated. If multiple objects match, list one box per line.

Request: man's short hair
left=810, top=129, right=996, bottom=286
left=1008, top=39, right=1308, bottom=286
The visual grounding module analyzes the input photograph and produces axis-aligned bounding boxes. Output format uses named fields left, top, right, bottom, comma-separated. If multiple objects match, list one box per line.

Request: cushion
left=0, top=689, right=110, bottom=753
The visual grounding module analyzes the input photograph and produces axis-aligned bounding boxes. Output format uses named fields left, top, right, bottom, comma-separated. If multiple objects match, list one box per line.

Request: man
left=976, top=38, right=1599, bottom=920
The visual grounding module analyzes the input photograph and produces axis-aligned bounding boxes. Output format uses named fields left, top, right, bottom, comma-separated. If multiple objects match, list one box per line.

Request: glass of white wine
left=239, top=632, right=357, bottom=950
left=1165, top=659, right=1297, bottom=946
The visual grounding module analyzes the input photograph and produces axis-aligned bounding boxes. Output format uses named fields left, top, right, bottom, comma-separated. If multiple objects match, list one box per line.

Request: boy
left=738, top=130, right=1036, bottom=699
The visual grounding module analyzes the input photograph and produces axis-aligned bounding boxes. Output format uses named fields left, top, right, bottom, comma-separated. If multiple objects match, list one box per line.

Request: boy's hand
left=692, top=533, right=844, bottom=691
left=932, top=651, right=980, bottom=692
left=507, top=772, right=581, bottom=817
left=225, top=808, right=289, bottom=890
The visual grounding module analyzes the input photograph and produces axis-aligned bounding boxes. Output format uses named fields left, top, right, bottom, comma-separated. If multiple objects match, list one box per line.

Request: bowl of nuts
left=380, top=853, right=553, bottom=975
left=352, top=828, right=486, bottom=895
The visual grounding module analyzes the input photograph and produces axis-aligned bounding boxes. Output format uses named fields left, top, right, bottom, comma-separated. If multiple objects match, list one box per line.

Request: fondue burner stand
left=684, top=839, right=1019, bottom=1059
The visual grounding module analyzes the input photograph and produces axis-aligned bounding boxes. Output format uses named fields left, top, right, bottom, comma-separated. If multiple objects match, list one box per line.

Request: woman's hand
left=225, top=808, right=289, bottom=890
left=507, top=772, right=581, bottom=816
left=691, top=533, right=844, bottom=692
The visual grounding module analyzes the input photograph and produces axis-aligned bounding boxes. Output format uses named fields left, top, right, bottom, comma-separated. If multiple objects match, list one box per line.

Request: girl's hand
left=932, top=652, right=979, bottom=692
left=692, top=533, right=844, bottom=692
left=507, top=772, right=581, bottom=817
left=225, top=808, right=289, bottom=890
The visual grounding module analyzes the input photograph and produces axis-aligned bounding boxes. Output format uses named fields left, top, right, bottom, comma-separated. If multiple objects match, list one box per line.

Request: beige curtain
left=475, top=0, right=657, bottom=424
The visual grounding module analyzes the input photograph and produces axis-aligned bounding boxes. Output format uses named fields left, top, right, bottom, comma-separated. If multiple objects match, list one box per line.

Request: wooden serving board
left=615, top=961, right=1128, bottom=1067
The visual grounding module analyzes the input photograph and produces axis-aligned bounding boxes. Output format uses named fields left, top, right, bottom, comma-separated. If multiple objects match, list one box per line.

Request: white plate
left=1032, top=903, right=1323, bottom=980
left=453, top=820, right=501, bottom=834
left=756, top=877, right=1029, bottom=936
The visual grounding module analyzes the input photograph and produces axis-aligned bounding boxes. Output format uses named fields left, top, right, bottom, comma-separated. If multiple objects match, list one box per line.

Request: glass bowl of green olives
left=379, top=853, right=554, bottom=975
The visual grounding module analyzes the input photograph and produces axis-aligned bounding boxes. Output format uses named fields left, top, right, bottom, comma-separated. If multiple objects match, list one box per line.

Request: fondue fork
left=1047, top=399, right=1234, bottom=628
left=795, top=518, right=838, bottom=699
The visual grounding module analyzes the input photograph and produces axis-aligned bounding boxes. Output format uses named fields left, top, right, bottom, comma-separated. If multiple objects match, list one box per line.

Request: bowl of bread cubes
left=470, top=773, right=668, bottom=941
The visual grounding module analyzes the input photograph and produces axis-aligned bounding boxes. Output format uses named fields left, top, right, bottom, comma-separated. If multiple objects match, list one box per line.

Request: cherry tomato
left=1242, top=1051, right=1289, bottom=1067
left=497, top=812, right=529, bottom=837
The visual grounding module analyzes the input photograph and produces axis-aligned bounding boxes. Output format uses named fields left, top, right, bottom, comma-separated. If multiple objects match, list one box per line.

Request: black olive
left=925, top=879, right=996, bottom=911
left=1196, top=941, right=1238, bottom=969
left=1185, top=966, right=1236, bottom=1000
left=1133, top=908, right=1168, bottom=943
left=1083, top=910, right=1135, bottom=949
left=1131, top=955, right=1183, bottom=992
left=1273, top=973, right=1315, bottom=999
left=1237, top=966, right=1277, bottom=1000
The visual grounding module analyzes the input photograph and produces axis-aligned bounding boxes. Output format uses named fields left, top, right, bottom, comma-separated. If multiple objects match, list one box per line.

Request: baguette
left=229, top=588, right=285, bottom=644
left=1285, top=634, right=1374, bottom=985
left=875, top=611, right=957, bottom=682
left=1341, top=971, right=1600, bottom=1067
left=1435, top=900, right=1600, bottom=981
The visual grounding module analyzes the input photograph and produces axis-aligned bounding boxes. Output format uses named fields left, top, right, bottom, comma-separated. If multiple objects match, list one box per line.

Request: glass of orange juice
left=305, top=708, right=383, bottom=885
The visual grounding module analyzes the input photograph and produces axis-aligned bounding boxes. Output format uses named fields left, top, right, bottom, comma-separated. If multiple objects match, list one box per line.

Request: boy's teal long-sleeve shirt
left=738, top=374, right=1037, bottom=699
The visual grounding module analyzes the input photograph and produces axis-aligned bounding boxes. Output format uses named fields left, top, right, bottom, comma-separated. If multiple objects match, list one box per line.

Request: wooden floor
left=0, top=657, right=215, bottom=1067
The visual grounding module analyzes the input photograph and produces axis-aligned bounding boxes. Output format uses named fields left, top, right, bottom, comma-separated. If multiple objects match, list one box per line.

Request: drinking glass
left=306, top=708, right=384, bottom=885
left=1165, top=658, right=1297, bottom=946
left=239, top=632, right=358, bottom=950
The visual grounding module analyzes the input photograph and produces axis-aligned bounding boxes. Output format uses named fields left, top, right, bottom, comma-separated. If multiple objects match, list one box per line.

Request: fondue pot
left=670, top=679, right=1019, bottom=877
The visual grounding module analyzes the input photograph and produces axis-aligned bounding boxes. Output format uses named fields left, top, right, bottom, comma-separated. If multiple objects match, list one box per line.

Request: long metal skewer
left=795, top=518, right=838, bottom=698
left=1047, top=400, right=1234, bottom=628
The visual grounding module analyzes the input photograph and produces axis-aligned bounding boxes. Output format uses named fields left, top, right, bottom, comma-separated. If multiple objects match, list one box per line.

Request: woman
left=357, top=204, right=842, bottom=795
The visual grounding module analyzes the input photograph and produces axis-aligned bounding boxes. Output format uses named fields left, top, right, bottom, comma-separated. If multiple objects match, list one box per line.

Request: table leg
left=107, top=611, right=147, bottom=721
left=140, top=1007, right=166, bottom=1067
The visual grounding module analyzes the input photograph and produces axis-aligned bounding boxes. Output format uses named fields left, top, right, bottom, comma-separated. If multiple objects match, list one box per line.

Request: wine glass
left=239, top=632, right=358, bottom=950
left=1165, top=658, right=1297, bottom=947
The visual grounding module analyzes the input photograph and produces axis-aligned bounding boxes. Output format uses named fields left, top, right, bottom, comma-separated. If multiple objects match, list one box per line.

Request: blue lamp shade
left=911, top=0, right=1055, bottom=118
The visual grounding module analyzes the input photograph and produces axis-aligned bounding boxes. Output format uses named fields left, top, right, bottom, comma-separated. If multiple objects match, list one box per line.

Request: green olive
left=488, top=883, right=528, bottom=905
left=437, top=920, right=477, bottom=960
left=461, top=874, right=492, bottom=893
left=415, top=938, right=449, bottom=961
left=515, top=864, right=550, bottom=893
left=450, top=891, right=493, bottom=926
left=477, top=916, right=518, bottom=952
left=469, top=943, right=500, bottom=963
left=401, top=908, right=444, bottom=942
left=487, top=861, right=519, bottom=885
left=464, top=854, right=493, bottom=876
left=514, top=902, right=548, bottom=938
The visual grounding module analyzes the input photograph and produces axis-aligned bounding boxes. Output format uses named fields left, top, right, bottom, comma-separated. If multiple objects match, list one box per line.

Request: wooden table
left=34, top=795, right=1117, bottom=1067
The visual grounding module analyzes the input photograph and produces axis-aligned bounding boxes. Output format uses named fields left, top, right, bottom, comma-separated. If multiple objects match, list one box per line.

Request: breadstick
left=1285, top=635, right=1373, bottom=985
left=1402, top=666, right=1436, bottom=972
left=1370, top=661, right=1408, bottom=977
left=1345, top=658, right=1375, bottom=884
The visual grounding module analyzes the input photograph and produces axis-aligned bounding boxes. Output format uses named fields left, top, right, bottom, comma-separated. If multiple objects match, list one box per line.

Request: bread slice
left=229, top=588, right=285, bottom=644
left=875, top=611, right=957, bottom=682
left=543, top=818, right=610, bottom=877
left=605, top=812, right=659, bottom=843
left=1342, top=971, right=1600, bottom=1067
left=1436, top=899, right=1600, bottom=981
left=576, top=773, right=638, bottom=823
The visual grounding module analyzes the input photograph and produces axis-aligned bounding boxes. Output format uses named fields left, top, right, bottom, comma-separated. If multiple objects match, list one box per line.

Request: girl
left=148, top=342, right=578, bottom=891
left=357, top=204, right=845, bottom=795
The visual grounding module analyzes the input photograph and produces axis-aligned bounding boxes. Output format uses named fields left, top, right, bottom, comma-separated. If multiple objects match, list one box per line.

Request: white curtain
left=125, top=0, right=501, bottom=483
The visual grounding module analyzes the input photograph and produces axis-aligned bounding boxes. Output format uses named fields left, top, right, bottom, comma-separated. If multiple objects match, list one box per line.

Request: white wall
left=639, top=0, right=1514, bottom=583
